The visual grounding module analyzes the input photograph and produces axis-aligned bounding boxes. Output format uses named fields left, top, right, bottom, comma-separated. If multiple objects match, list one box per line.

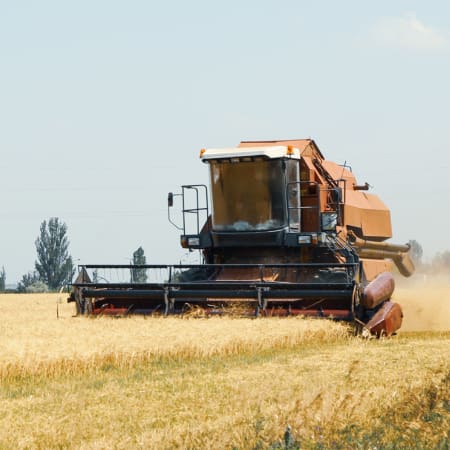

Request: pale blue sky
left=1, top=1, right=450, bottom=283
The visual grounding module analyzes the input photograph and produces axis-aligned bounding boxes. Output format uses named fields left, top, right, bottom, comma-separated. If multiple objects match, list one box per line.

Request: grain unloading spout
left=348, top=231, right=415, bottom=277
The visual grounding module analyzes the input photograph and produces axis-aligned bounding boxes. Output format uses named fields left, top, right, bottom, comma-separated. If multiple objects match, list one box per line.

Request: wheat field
left=0, top=278, right=449, bottom=449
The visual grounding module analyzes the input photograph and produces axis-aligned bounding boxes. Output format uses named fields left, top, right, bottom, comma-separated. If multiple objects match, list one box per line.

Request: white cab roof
left=201, top=146, right=301, bottom=161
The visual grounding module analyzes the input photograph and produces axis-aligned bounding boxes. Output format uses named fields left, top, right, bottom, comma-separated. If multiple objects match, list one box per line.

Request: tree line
left=0, top=217, right=147, bottom=292
left=408, top=239, right=450, bottom=274
left=0, top=223, right=449, bottom=293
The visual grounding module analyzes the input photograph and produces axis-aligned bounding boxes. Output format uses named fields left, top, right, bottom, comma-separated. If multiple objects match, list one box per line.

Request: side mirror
left=167, top=192, right=183, bottom=230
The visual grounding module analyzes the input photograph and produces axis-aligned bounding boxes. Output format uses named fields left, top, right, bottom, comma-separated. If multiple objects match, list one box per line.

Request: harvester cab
left=70, top=139, right=414, bottom=336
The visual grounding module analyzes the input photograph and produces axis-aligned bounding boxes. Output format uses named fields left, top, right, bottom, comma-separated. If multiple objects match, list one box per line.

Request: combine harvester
left=69, top=139, right=414, bottom=336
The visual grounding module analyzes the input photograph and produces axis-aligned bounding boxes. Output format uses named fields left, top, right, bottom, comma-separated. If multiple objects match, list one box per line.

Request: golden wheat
left=0, top=293, right=348, bottom=379
left=0, top=287, right=449, bottom=449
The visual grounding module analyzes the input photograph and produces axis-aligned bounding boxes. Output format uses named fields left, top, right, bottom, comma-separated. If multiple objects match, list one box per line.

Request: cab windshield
left=209, top=159, right=286, bottom=231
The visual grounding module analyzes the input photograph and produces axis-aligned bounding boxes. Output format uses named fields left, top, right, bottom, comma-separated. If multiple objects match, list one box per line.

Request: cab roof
left=200, top=139, right=325, bottom=162
left=239, top=139, right=324, bottom=159
left=200, top=145, right=301, bottom=161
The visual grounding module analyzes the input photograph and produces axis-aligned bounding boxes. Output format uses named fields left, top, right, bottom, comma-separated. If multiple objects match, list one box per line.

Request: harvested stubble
left=0, top=293, right=449, bottom=449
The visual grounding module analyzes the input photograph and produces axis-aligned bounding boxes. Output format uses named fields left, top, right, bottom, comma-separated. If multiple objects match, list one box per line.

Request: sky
left=1, top=1, right=450, bottom=284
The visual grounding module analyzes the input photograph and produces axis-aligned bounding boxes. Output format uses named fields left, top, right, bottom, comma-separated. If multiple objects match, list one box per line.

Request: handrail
left=181, top=184, right=209, bottom=235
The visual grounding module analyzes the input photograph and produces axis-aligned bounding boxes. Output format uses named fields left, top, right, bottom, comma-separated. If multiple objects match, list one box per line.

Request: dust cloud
left=394, top=275, right=450, bottom=331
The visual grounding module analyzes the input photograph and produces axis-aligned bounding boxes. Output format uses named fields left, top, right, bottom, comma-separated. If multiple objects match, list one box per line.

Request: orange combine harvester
left=69, top=139, right=414, bottom=336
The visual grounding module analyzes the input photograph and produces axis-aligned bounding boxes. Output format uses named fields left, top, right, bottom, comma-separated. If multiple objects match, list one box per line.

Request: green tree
left=17, top=271, right=48, bottom=293
left=408, top=239, right=423, bottom=267
left=131, top=246, right=147, bottom=283
left=35, top=218, right=75, bottom=290
left=432, top=250, right=450, bottom=272
left=0, top=266, right=5, bottom=291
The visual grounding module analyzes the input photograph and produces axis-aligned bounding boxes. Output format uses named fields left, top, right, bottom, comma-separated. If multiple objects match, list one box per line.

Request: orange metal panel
left=361, top=259, right=393, bottom=281
left=344, top=190, right=392, bottom=239
left=360, top=208, right=392, bottom=237
left=321, top=160, right=357, bottom=185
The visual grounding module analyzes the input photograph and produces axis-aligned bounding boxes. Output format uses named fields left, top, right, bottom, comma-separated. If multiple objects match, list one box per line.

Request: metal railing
left=286, top=181, right=344, bottom=231
left=181, top=184, right=209, bottom=235
left=74, top=262, right=359, bottom=287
